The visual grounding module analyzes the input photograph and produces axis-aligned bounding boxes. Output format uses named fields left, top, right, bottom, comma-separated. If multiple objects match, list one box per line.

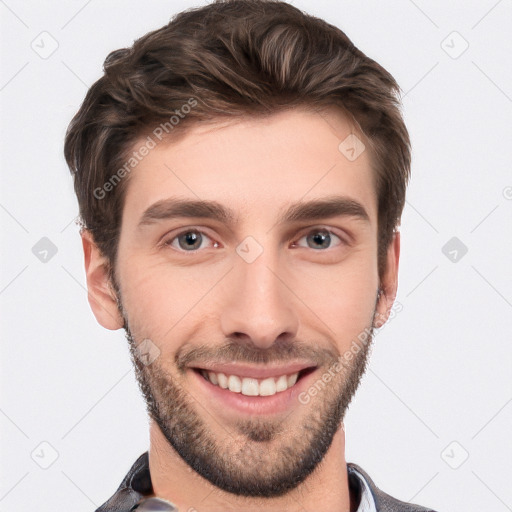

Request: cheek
left=291, top=251, right=378, bottom=344
left=116, top=255, right=226, bottom=341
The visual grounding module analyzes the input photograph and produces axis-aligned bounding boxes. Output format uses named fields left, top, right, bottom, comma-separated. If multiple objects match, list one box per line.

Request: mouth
left=189, top=365, right=318, bottom=416
left=193, top=366, right=316, bottom=395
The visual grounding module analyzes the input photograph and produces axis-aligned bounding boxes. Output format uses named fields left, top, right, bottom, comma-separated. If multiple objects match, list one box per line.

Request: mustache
left=175, top=337, right=340, bottom=370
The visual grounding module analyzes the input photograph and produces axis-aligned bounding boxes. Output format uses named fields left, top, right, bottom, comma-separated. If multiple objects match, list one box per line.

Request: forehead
left=121, top=107, right=377, bottom=226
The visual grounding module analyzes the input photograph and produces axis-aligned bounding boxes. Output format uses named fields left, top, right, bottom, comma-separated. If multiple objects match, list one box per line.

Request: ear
left=374, top=231, right=400, bottom=328
left=81, top=230, right=124, bottom=330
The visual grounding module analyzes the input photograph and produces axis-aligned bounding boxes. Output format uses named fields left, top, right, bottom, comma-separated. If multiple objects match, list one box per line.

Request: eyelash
left=160, top=227, right=348, bottom=253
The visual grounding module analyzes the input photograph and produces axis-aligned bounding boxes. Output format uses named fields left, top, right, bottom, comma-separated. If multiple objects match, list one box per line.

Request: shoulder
left=94, top=452, right=152, bottom=512
left=347, top=462, right=439, bottom=512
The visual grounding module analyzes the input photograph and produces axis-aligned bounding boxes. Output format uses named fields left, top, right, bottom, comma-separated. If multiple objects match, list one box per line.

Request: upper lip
left=191, top=362, right=317, bottom=380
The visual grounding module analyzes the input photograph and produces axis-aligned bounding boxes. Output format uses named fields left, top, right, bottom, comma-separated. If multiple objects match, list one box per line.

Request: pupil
left=179, top=232, right=201, bottom=250
left=309, top=231, right=330, bottom=249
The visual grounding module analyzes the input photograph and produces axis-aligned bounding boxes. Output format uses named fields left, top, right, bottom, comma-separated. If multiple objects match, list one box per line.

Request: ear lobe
left=81, top=230, right=124, bottom=330
left=374, top=231, right=400, bottom=328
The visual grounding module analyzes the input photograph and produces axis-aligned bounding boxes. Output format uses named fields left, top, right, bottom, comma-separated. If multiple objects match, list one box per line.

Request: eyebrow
left=138, top=198, right=237, bottom=228
left=137, top=195, right=370, bottom=229
left=278, top=196, right=370, bottom=224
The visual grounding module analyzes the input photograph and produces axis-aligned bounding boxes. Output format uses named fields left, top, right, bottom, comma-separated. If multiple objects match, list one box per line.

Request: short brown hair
left=64, top=0, right=411, bottom=280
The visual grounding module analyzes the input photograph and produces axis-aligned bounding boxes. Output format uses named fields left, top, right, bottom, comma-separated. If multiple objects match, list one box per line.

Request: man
left=64, top=1, right=438, bottom=510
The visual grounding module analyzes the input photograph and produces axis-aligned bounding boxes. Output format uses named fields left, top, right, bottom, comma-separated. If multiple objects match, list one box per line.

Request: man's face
left=87, top=107, right=398, bottom=497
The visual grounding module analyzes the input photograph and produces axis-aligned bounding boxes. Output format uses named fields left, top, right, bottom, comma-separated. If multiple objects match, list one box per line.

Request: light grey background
left=1, top=1, right=511, bottom=511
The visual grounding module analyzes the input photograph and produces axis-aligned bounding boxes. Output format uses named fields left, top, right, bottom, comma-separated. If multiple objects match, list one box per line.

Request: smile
left=200, top=369, right=302, bottom=397
left=191, top=366, right=318, bottom=416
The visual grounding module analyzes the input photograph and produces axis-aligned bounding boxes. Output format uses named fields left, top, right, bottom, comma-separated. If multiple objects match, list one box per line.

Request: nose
left=219, top=246, right=299, bottom=350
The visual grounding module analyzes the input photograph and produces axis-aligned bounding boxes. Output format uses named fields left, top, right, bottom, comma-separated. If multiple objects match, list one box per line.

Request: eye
left=293, top=228, right=344, bottom=250
left=163, top=229, right=220, bottom=252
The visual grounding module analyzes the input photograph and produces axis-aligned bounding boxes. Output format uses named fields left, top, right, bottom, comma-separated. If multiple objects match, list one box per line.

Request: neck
left=148, top=420, right=356, bottom=512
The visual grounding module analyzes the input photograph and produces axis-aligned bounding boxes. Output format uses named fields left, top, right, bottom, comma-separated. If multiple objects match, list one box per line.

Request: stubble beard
left=113, top=279, right=375, bottom=498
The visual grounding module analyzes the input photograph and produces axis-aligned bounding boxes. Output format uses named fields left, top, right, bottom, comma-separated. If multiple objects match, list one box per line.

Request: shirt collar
left=347, top=463, right=378, bottom=512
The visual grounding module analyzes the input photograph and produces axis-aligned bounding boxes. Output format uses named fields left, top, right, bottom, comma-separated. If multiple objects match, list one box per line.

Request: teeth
left=216, top=372, right=228, bottom=389
left=228, top=375, right=242, bottom=393
left=241, top=378, right=259, bottom=396
left=259, top=377, right=277, bottom=396
left=287, top=373, right=298, bottom=387
left=276, top=375, right=288, bottom=392
left=201, top=370, right=301, bottom=396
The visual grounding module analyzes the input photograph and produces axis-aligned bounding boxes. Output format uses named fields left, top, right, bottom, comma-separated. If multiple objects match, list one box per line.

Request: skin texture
left=82, top=107, right=400, bottom=511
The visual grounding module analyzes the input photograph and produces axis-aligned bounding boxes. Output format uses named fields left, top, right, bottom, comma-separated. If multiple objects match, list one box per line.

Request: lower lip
left=190, top=368, right=317, bottom=416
